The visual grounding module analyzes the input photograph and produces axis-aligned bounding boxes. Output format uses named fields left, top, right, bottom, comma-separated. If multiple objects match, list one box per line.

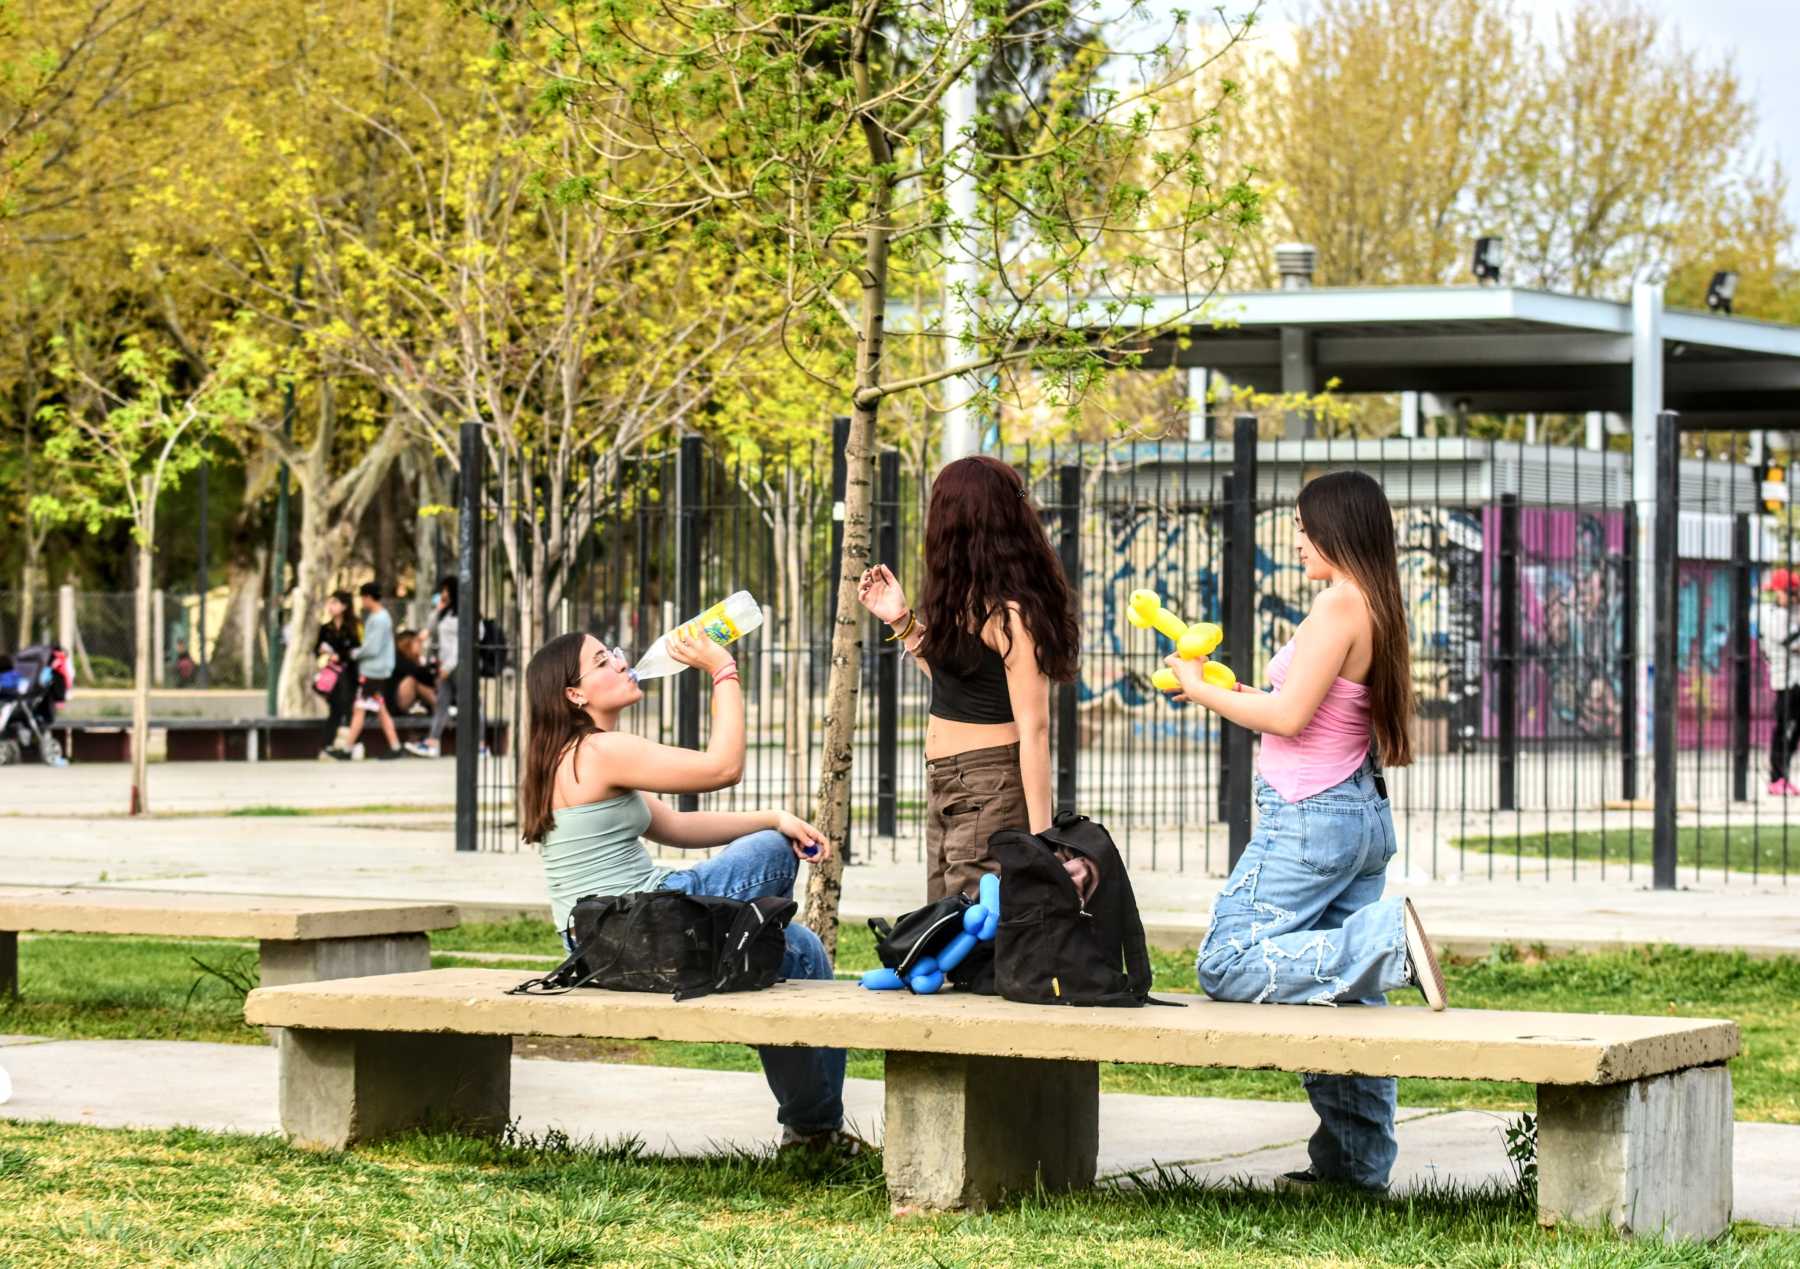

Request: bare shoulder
left=1313, top=581, right=1368, bottom=619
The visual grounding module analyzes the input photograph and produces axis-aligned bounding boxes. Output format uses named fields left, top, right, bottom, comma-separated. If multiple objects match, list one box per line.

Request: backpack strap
left=678, top=896, right=795, bottom=1002
left=1111, top=865, right=1184, bottom=1007
left=507, top=894, right=646, bottom=997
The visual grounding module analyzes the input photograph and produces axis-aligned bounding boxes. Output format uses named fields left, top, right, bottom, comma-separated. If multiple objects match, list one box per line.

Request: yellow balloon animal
left=1125, top=589, right=1238, bottom=695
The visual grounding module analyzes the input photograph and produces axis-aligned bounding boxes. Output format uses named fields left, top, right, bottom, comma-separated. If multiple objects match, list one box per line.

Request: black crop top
left=930, top=643, right=1014, bottom=724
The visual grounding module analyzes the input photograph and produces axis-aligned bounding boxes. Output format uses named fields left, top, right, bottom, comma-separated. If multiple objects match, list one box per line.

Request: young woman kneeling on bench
left=520, top=629, right=861, bottom=1155
left=1161, top=471, right=1448, bottom=1196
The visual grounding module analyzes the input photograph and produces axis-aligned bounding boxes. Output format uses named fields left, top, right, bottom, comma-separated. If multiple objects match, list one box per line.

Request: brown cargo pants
left=924, top=742, right=1030, bottom=901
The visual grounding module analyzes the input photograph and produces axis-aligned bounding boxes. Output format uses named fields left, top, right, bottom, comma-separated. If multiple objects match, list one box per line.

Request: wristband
left=711, top=660, right=738, bottom=683
left=712, top=669, right=740, bottom=687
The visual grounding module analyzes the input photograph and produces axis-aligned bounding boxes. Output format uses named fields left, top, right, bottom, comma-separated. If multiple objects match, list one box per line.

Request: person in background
left=315, top=590, right=361, bottom=757
left=406, top=575, right=459, bottom=759
left=1759, top=568, right=1800, bottom=796
left=390, top=629, right=438, bottom=716
left=327, top=582, right=404, bottom=760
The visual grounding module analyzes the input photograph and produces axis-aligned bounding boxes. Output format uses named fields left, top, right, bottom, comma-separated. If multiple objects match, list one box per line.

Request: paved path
left=6, top=796, right=1799, bottom=955
left=1, top=1034, right=1793, bottom=1225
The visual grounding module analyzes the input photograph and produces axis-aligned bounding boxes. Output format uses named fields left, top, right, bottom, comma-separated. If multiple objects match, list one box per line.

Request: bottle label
left=687, top=601, right=740, bottom=647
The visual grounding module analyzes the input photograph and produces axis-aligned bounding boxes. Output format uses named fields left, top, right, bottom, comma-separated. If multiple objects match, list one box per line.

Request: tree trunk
left=278, top=495, right=354, bottom=717
left=207, top=553, right=264, bottom=687
left=131, top=479, right=154, bottom=816
left=802, top=152, right=892, bottom=954
left=17, top=559, right=36, bottom=647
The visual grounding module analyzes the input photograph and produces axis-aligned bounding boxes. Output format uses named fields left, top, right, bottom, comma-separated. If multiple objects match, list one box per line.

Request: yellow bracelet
left=885, top=611, right=915, bottom=643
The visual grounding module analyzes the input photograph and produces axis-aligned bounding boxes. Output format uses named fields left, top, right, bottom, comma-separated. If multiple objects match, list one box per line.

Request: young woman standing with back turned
left=1163, top=469, right=1449, bottom=1195
left=856, top=454, right=1084, bottom=902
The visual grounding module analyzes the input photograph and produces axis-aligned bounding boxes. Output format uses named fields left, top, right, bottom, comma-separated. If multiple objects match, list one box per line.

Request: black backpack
left=990, top=813, right=1175, bottom=1008
left=508, top=891, right=795, bottom=1002
left=867, top=892, right=996, bottom=994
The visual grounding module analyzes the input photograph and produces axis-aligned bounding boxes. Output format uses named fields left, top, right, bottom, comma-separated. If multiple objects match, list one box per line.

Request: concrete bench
left=48, top=715, right=509, bottom=762
left=0, top=889, right=458, bottom=996
left=244, top=969, right=1739, bottom=1240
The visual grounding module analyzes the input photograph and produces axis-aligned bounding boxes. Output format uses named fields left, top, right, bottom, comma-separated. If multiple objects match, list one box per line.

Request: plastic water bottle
left=631, top=591, right=764, bottom=682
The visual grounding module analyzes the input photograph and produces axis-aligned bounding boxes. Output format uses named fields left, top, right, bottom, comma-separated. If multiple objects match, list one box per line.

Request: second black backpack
left=989, top=812, right=1172, bottom=1007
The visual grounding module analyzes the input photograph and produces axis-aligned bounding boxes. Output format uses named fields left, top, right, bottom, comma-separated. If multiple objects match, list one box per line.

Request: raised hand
left=857, top=564, right=910, bottom=625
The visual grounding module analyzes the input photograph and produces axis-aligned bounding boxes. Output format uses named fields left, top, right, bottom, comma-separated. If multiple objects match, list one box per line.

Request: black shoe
left=1275, top=1169, right=1390, bottom=1198
left=322, top=746, right=351, bottom=762
left=376, top=747, right=406, bottom=760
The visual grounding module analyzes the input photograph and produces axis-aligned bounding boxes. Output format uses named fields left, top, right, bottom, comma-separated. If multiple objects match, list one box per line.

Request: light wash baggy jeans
left=1195, top=760, right=1408, bottom=1190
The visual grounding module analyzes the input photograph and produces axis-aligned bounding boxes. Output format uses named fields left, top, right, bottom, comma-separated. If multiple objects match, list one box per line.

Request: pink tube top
left=1256, top=638, right=1373, bottom=803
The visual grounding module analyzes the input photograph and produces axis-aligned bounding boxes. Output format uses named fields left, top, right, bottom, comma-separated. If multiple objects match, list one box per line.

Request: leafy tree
left=510, top=0, right=1262, bottom=949
left=34, top=320, right=268, bottom=811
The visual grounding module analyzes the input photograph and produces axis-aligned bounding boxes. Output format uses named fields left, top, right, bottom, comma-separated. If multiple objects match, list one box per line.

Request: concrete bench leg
left=258, top=933, right=432, bottom=987
left=883, top=1050, right=1098, bottom=1212
left=1538, top=1065, right=1732, bottom=1240
left=279, top=1028, right=511, bottom=1150
left=0, top=930, right=15, bottom=998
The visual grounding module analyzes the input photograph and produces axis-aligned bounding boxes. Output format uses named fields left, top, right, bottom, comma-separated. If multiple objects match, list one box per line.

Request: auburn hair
left=917, top=455, right=1079, bottom=681
left=518, top=632, right=597, bottom=843
left=1297, top=471, right=1415, bottom=767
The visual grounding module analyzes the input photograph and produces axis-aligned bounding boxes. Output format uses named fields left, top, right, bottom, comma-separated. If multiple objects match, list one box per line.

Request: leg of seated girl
left=657, top=829, right=846, bottom=1139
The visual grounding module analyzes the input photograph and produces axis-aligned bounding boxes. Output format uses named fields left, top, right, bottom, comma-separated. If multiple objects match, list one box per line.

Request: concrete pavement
left=5, top=800, right=1799, bottom=956
left=1, top=1034, right=1793, bottom=1225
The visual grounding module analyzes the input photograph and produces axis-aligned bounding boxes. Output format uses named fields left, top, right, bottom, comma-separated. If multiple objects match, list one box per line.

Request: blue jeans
left=1196, top=763, right=1406, bottom=1190
left=657, top=830, right=846, bottom=1137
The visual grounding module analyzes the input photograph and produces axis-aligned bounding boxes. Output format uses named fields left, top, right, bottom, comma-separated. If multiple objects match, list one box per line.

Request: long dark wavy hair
left=519, top=632, right=598, bottom=844
left=1296, top=471, right=1415, bottom=768
left=918, top=455, right=1079, bottom=680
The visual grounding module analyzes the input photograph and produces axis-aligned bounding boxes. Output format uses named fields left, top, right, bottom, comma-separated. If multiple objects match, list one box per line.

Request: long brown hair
left=918, top=455, right=1079, bottom=680
left=519, top=632, right=597, bottom=843
left=1297, top=471, right=1415, bottom=768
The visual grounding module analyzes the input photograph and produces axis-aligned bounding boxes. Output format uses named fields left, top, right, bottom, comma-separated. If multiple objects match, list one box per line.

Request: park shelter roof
left=1130, top=285, right=1800, bottom=429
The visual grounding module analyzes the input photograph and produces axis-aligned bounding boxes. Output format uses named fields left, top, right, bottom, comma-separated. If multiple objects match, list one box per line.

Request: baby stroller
left=0, top=644, right=70, bottom=766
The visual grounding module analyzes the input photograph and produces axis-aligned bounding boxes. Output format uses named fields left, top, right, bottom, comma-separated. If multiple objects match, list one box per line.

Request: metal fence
left=461, top=418, right=1798, bottom=882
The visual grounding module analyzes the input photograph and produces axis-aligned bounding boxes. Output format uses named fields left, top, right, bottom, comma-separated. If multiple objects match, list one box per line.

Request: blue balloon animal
left=861, top=872, right=1001, bottom=994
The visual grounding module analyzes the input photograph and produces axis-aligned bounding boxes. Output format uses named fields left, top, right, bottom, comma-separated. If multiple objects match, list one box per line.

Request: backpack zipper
left=898, top=909, right=963, bottom=976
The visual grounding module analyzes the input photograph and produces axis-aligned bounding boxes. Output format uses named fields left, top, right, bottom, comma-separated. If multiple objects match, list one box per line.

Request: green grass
left=7, top=926, right=1797, bottom=1123
left=1456, top=824, right=1800, bottom=875
left=0, top=1120, right=1794, bottom=1267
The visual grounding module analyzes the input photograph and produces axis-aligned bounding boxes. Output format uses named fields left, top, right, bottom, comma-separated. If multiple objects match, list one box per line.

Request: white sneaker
left=404, top=741, right=438, bottom=758
left=1403, top=899, right=1447, bottom=1012
left=350, top=742, right=366, bottom=761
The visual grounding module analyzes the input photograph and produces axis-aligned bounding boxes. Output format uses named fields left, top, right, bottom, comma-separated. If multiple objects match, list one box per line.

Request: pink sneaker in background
left=1769, top=779, right=1798, bottom=797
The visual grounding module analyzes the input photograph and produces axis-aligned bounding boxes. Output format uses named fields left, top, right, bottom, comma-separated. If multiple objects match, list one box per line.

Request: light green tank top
left=540, top=792, right=666, bottom=933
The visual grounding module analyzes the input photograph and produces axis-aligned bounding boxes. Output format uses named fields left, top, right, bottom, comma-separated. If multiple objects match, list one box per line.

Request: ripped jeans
left=1196, top=761, right=1407, bottom=1189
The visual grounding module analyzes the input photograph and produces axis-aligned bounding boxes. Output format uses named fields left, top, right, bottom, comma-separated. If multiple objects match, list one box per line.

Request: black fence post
left=1224, top=414, right=1258, bottom=868
left=1731, top=512, right=1751, bottom=802
left=1653, top=410, right=1680, bottom=890
left=675, top=434, right=704, bottom=812
left=1497, top=493, right=1520, bottom=812
left=876, top=450, right=900, bottom=837
left=1620, top=501, right=1638, bottom=801
left=454, top=421, right=483, bottom=854
left=827, top=416, right=850, bottom=625
left=1057, top=463, right=1081, bottom=817
left=826, top=416, right=852, bottom=859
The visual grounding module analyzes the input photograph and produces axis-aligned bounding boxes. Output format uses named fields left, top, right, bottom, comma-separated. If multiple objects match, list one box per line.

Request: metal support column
left=675, top=435, right=704, bottom=812
left=1731, top=513, right=1752, bottom=802
left=1652, top=411, right=1679, bottom=890
left=876, top=450, right=900, bottom=837
left=1620, top=501, right=1638, bottom=801
left=1497, top=493, right=1521, bottom=812
left=454, top=422, right=484, bottom=854
left=1056, top=463, right=1081, bottom=816
left=1224, top=415, right=1258, bottom=867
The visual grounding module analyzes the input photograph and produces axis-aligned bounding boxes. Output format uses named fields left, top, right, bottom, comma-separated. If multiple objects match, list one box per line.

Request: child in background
left=1162, top=470, right=1447, bottom=1196
left=1759, top=569, right=1800, bottom=796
